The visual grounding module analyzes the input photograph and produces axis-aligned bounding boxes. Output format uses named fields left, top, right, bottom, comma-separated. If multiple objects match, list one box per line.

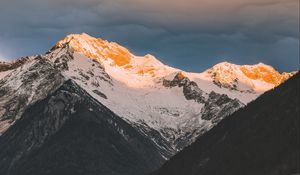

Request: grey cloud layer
left=0, top=0, right=298, bottom=71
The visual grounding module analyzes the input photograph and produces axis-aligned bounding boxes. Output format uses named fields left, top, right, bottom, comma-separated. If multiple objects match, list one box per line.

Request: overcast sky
left=0, top=0, right=299, bottom=72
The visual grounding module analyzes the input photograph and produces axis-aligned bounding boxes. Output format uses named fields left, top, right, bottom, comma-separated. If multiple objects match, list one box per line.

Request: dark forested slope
left=152, top=73, right=299, bottom=175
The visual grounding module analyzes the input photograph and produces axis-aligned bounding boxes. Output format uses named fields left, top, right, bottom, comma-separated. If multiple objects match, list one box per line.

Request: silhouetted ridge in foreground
left=152, top=73, right=299, bottom=175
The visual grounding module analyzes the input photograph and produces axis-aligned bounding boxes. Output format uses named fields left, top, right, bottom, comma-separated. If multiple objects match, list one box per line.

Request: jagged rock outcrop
left=152, top=73, right=299, bottom=175
left=0, top=57, right=65, bottom=133
left=162, top=72, right=244, bottom=150
left=0, top=80, right=164, bottom=175
left=0, top=57, right=30, bottom=72
left=201, top=91, right=242, bottom=123
left=163, top=72, right=205, bottom=103
left=0, top=33, right=296, bottom=175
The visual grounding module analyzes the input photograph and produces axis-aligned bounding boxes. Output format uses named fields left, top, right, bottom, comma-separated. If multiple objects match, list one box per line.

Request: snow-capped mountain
left=47, top=33, right=294, bottom=149
left=52, top=33, right=295, bottom=102
left=0, top=33, right=295, bottom=175
left=202, top=61, right=295, bottom=92
left=152, top=73, right=299, bottom=175
left=0, top=78, right=165, bottom=175
left=0, top=57, right=65, bottom=132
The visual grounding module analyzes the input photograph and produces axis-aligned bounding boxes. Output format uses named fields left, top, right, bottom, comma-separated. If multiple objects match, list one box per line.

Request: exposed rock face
left=201, top=91, right=242, bottom=123
left=0, top=80, right=164, bottom=175
left=0, top=57, right=30, bottom=72
left=163, top=72, right=205, bottom=103
left=0, top=57, right=65, bottom=133
left=92, top=89, right=107, bottom=99
left=152, top=73, right=299, bottom=175
left=132, top=121, right=177, bottom=159
left=163, top=72, right=242, bottom=111
left=163, top=72, right=244, bottom=150
left=0, top=33, right=296, bottom=175
left=163, top=72, right=186, bottom=87
left=47, top=44, right=112, bottom=85
left=51, top=46, right=74, bottom=70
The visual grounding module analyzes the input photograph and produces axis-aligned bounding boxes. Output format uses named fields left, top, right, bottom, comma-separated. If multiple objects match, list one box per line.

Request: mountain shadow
left=152, top=73, right=299, bottom=175
left=0, top=80, right=164, bottom=175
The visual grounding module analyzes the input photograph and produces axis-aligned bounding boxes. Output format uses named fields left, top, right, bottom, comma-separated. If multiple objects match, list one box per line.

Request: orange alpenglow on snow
left=204, top=62, right=296, bottom=92
left=54, top=33, right=296, bottom=91
left=240, top=63, right=294, bottom=86
left=54, top=33, right=132, bottom=66
left=54, top=33, right=170, bottom=78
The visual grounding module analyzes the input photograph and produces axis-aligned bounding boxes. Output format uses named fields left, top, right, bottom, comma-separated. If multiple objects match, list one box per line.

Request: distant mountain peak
left=54, top=33, right=133, bottom=66
left=0, top=33, right=298, bottom=175
left=52, top=33, right=295, bottom=91
left=51, top=34, right=181, bottom=90
left=204, top=61, right=295, bottom=92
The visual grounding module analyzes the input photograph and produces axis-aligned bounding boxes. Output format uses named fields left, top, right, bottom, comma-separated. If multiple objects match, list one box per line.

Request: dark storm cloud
left=0, top=0, right=299, bottom=72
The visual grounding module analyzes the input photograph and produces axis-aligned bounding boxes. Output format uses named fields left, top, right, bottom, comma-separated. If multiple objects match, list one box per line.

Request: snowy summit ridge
left=0, top=32, right=296, bottom=157
left=53, top=33, right=177, bottom=88
left=53, top=33, right=294, bottom=91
